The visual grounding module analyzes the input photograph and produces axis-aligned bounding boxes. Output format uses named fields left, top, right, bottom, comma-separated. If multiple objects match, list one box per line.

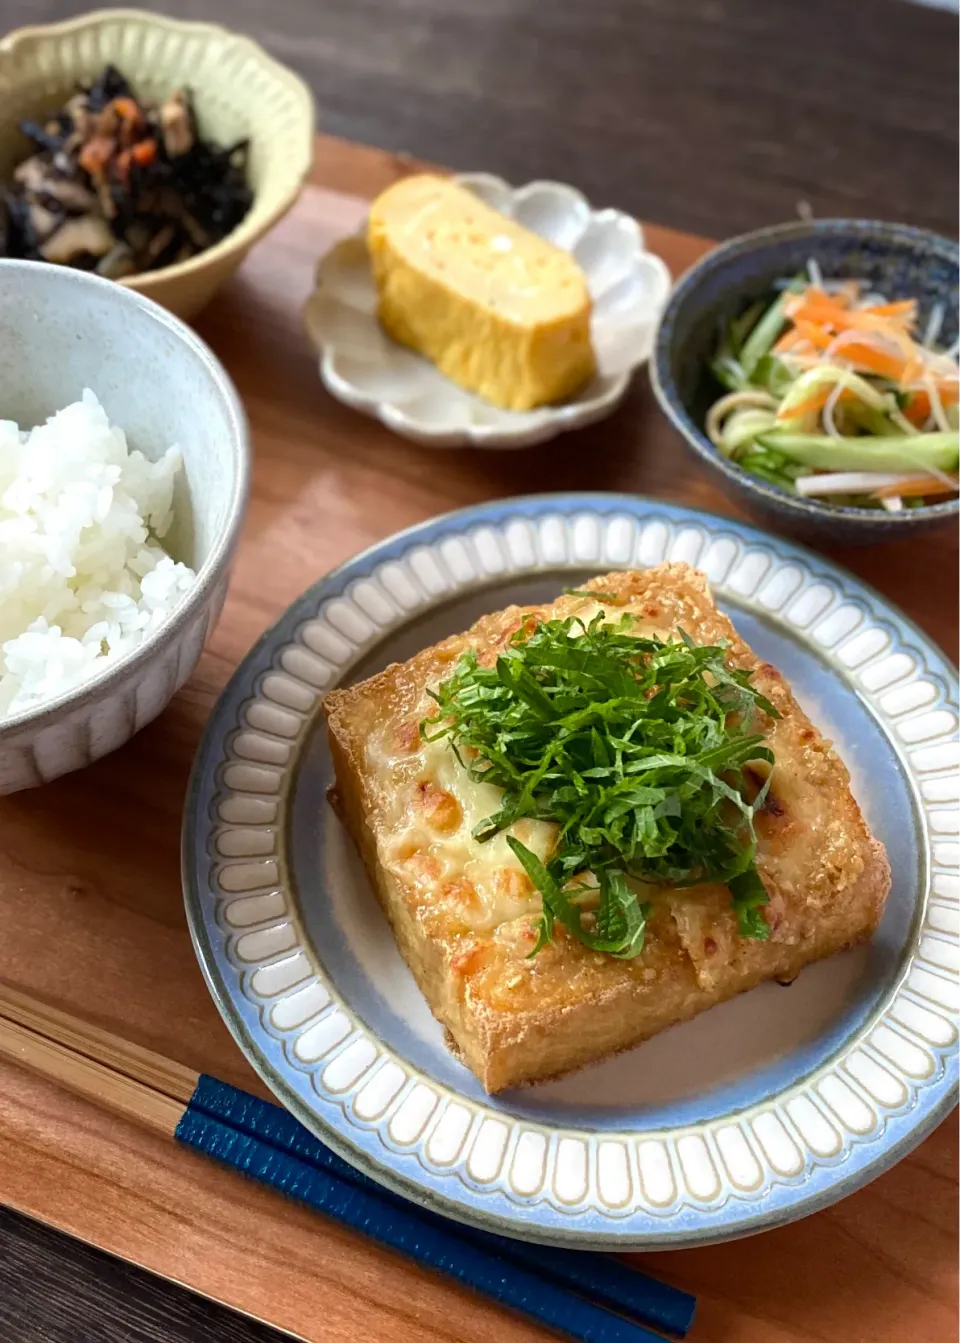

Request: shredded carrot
left=903, top=378, right=959, bottom=402
left=798, top=286, right=854, bottom=310
left=780, top=330, right=907, bottom=381
left=772, top=329, right=805, bottom=354
left=112, top=137, right=158, bottom=185
left=78, top=136, right=113, bottom=178
left=775, top=319, right=832, bottom=353
left=862, top=299, right=917, bottom=320
left=131, top=138, right=157, bottom=167
left=787, top=301, right=915, bottom=336
left=829, top=342, right=905, bottom=381
left=901, top=352, right=923, bottom=385
left=904, top=391, right=931, bottom=427
left=779, top=386, right=856, bottom=420
left=872, top=476, right=959, bottom=500
left=110, top=96, right=142, bottom=126
left=773, top=283, right=951, bottom=398
left=784, top=297, right=839, bottom=326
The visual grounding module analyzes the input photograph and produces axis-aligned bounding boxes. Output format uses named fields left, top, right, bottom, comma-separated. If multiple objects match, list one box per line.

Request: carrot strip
left=901, top=352, right=923, bottom=385
left=110, top=97, right=142, bottom=127
left=798, top=286, right=855, bottom=311
left=779, top=386, right=855, bottom=419
left=78, top=136, right=113, bottom=178
left=902, top=379, right=959, bottom=403
left=855, top=312, right=917, bottom=335
left=904, top=391, right=931, bottom=427
left=793, top=320, right=833, bottom=349
left=131, top=138, right=157, bottom=167
left=768, top=285, right=946, bottom=397
left=788, top=302, right=914, bottom=335
left=775, top=320, right=835, bottom=354
left=772, top=329, right=806, bottom=353
left=831, top=342, right=905, bottom=380
left=785, top=300, right=845, bottom=327
left=861, top=299, right=917, bottom=320
left=872, top=476, right=959, bottom=499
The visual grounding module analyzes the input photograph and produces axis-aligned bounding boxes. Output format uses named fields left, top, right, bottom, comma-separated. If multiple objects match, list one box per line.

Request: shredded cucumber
left=729, top=299, right=766, bottom=356
left=776, top=365, right=892, bottom=420
left=704, top=275, right=959, bottom=507
left=739, top=290, right=793, bottom=376
left=756, top=430, right=959, bottom=474
left=710, top=356, right=747, bottom=392
left=719, top=408, right=779, bottom=457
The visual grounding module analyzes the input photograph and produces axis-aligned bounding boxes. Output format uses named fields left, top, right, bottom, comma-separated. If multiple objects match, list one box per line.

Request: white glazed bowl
left=303, top=174, right=672, bottom=448
left=0, top=260, right=249, bottom=793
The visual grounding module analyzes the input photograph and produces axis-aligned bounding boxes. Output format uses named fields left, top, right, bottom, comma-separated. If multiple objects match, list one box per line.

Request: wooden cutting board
left=0, top=133, right=955, bottom=1343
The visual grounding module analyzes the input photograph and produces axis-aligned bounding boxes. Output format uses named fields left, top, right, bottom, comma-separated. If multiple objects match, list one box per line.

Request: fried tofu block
left=323, top=564, right=890, bottom=1093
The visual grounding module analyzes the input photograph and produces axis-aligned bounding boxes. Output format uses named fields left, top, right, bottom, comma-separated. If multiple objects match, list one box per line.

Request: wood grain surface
left=0, top=1205, right=287, bottom=1343
left=0, top=133, right=956, bottom=1343
left=5, top=0, right=959, bottom=241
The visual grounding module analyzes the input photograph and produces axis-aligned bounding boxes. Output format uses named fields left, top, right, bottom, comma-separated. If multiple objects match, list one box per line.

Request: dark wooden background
left=2, top=0, right=957, bottom=1339
left=6, top=0, right=960, bottom=240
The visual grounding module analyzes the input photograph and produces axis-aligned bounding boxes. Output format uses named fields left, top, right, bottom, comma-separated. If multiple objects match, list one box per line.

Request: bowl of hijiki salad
left=651, top=219, right=958, bottom=541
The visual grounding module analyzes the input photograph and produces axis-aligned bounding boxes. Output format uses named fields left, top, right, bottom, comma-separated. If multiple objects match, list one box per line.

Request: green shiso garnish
left=421, top=608, right=779, bottom=959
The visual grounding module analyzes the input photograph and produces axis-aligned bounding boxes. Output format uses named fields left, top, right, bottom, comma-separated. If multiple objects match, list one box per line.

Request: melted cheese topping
left=568, top=601, right=671, bottom=644
left=370, top=721, right=555, bottom=935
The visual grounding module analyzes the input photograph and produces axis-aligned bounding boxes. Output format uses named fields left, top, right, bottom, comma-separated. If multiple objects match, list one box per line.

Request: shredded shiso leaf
left=422, top=608, right=779, bottom=958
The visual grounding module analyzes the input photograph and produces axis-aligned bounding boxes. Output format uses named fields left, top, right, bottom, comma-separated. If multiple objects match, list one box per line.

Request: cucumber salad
left=708, top=265, right=959, bottom=510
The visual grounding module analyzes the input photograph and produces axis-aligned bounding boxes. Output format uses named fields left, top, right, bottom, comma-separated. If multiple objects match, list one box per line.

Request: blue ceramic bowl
left=650, top=220, right=959, bottom=543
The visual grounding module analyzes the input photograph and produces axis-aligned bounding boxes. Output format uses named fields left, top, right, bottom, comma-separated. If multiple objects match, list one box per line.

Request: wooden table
left=0, top=132, right=957, bottom=1343
left=5, top=0, right=959, bottom=242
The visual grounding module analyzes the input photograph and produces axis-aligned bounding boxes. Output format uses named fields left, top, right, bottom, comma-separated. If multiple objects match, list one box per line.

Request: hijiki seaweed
left=1, top=65, right=253, bottom=277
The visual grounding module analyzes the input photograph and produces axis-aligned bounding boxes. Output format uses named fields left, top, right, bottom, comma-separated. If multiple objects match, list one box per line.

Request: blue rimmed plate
left=182, top=494, right=958, bottom=1248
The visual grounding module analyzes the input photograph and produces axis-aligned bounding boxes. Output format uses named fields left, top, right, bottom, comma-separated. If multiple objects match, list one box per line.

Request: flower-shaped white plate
left=184, top=495, right=958, bottom=1249
left=303, top=176, right=672, bottom=448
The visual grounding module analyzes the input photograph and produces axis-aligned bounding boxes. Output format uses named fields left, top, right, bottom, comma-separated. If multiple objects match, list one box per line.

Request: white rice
left=0, top=390, right=196, bottom=720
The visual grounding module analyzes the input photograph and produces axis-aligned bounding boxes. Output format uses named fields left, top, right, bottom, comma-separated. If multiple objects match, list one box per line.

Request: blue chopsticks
left=177, top=1075, right=696, bottom=1342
